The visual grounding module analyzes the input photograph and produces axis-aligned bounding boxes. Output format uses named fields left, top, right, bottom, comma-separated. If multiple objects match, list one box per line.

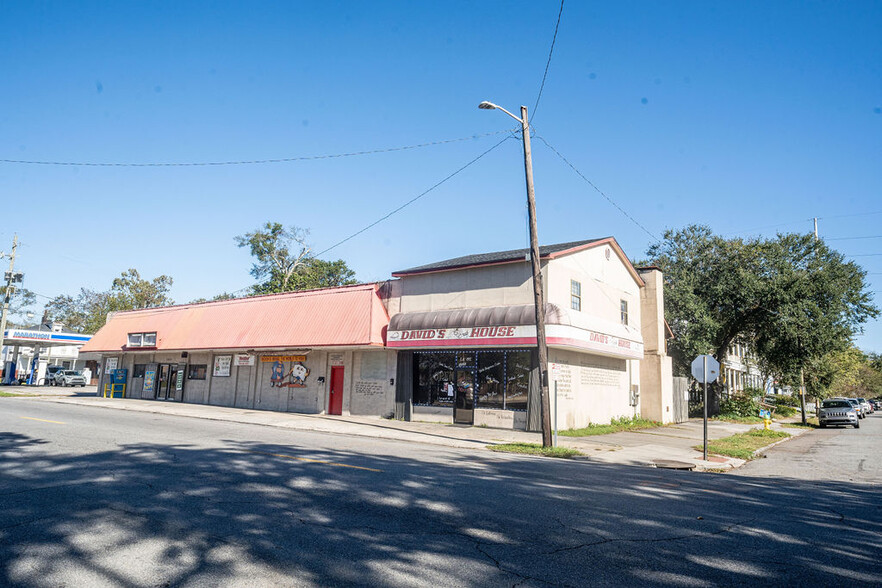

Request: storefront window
left=505, top=351, right=531, bottom=411
left=413, top=352, right=455, bottom=407
left=477, top=352, right=504, bottom=409
left=414, top=349, right=533, bottom=412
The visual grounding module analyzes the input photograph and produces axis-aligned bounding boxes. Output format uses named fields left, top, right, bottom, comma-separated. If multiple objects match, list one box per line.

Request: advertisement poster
left=213, top=355, right=232, bottom=377
left=104, top=357, right=118, bottom=374
left=143, top=369, right=156, bottom=394
left=234, top=354, right=254, bottom=367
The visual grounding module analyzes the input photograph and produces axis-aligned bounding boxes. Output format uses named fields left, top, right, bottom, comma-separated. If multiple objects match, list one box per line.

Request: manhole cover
left=651, top=459, right=696, bottom=470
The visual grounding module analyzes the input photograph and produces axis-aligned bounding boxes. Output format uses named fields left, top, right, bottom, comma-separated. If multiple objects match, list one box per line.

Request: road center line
left=19, top=416, right=66, bottom=425
left=244, top=449, right=383, bottom=472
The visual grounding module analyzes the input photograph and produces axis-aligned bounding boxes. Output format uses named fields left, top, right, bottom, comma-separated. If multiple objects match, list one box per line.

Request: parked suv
left=818, top=399, right=859, bottom=429
left=54, top=370, right=87, bottom=387
left=45, top=365, right=65, bottom=385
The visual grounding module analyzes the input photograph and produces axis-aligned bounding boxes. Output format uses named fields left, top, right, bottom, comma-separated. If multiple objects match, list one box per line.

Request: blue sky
left=2, top=1, right=881, bottom=351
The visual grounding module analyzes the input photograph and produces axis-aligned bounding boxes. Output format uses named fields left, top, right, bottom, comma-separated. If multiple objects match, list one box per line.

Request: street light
left=479, top=100, right=552, bottom=447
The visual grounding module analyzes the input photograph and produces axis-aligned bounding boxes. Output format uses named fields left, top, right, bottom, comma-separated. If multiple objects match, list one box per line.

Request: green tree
left=236, top=222, right=357, bottom=294
left=1, top=285, right=36, bottom=326
left=44, top=269, right=174, bottom=333
left=644, top=225, right=877, bottom=411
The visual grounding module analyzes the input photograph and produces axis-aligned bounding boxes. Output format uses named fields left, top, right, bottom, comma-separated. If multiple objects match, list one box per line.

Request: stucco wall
left=548, top=348, right=635, bottom=428
left=397, top=262, right=538, bottom=313
left=546, top=245, right=642, bottom=336
left=348, top=350, right=396, bottom=416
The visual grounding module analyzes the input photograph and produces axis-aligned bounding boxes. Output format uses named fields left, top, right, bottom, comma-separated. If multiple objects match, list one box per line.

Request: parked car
left=858, top=398, right=873, bottom=414
left=818, top=399, right=860, bottom=429
left=845, top=398, right=865, bottom=419
left=54, top=370, right=87, bottom=387
left=872, top=399, right=882, bottom=411
left=45, top=365, right=65, bottom=385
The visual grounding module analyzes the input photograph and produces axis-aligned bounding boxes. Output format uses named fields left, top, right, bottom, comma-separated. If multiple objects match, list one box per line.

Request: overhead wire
left=531, top=0, right=565, bottom=122
left=223, top=134, right=516, bottom=298
left=0, top=129, right=512, bottom=168
left=532, top=131, right=660, bottom=242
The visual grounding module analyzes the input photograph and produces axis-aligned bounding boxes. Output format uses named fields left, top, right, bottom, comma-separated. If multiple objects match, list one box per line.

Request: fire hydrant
left=760, top=409, right=772, bottom=431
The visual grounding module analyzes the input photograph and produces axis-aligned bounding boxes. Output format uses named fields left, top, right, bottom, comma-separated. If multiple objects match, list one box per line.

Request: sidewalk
left=22, top=391, right=809, bottom=471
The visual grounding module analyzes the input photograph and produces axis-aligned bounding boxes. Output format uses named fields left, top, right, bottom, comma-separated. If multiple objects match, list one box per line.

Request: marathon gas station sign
left=2, top=329, right=92, bottom=346
left=387, top=324, right=643, bottom=359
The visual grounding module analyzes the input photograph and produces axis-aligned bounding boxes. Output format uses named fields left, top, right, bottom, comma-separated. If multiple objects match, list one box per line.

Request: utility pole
left=0, top=235, right=20, bottom=380
left=519, top=105, right=553, bottom=448
left=813, top=217, right=818, bottom=240
left=479, top=101, right=552, bottom=446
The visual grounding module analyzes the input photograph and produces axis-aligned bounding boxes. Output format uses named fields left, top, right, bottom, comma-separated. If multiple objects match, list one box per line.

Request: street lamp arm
left=478, top=101, right=524, bottom=124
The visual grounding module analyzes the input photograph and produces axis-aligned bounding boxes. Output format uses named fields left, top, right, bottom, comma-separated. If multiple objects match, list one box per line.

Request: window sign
left=104, top=357, right=118, bottom=374
left=213, top=355, right=232, bottom=377
left=175, top=369, right=185, bottom=392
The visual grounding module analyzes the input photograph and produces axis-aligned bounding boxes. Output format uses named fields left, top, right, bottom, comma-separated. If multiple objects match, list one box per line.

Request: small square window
left=142, top=332, right=157, bottom=347
left=570, top=280, right=581, bottom=312
left=127, top=333, right=143, bottom=347
left=188, top=365, right=208, bottom=380
left=133, top=364, right=146, bottom=378
left=620, top=300, right=629, bottom=325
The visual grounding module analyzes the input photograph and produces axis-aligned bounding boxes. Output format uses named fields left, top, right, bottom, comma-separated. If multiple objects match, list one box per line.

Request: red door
left=329, top=366, right=344, bottom=415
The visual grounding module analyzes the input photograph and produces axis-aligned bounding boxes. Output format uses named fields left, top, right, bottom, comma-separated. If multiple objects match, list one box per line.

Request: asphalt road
left=1, top=399, right=880, bottom=587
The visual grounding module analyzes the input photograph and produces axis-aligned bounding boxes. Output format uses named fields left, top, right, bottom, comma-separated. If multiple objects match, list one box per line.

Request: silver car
left=54, top=370, right=87, bottom=387
left=818, top=399, right=859, bottom=429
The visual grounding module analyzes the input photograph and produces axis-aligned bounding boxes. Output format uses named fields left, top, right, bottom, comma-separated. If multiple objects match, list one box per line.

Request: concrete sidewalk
left=20, top=391, right=809, bottom=471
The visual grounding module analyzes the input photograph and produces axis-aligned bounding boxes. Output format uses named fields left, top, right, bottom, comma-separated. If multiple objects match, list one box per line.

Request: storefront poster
left=234, top=354, right=254, bottom=366
left=104, top=357, right=118, bottom=374
left=213, top=355, right=232, bottom=377
left=175, top=369, right=185, bottom=391
left=143, top=369, right=157, bottom=394
left=269, top=360, right=310, bottom=388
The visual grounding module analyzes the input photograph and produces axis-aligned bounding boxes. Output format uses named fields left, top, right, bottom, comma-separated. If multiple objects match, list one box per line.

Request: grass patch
left=783, top=417, right=819, bottom=429
left=488, top=442, right=582, bottom=459
left=0, top=391, right=24, bottom=397
left=696, top=428, right=790, bottom=460
left=560, top=416, right=660, bottom=437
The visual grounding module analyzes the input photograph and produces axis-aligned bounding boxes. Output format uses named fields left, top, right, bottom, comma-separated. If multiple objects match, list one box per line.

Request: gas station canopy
left=2, top=328, right=92, bottom=348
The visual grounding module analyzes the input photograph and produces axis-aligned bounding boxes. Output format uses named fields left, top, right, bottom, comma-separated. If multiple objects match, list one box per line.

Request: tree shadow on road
left=0, top=431, right=879, bottom=587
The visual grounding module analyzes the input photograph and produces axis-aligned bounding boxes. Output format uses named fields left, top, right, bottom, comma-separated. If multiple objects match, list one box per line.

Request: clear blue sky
left=2, top=1, right=881, bottom=351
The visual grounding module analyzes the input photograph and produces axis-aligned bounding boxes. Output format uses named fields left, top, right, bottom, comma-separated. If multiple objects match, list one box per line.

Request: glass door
left=454, top=369, right=475, bottom=424
left=156, top=364, right=171, bottom=400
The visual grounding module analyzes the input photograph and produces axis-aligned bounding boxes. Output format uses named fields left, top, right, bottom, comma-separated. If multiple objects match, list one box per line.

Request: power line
left=848, top=253, right=882, bottom=257
left=532, top=132, right=659, bottom=242
left=314, top=136, right=513, bottom=258
left=223, top=135, right=514, bottom=298
left=826, top=235, right=882, bottom=241
left=818, top=210, right=882, bottom=221
left=531, top=0, right=565, bottom=122
left=0, top=130, right=512, bottom=168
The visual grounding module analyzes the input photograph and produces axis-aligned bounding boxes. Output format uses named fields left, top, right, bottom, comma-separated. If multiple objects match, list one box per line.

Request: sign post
left=691, top=354, right=720, bottom=461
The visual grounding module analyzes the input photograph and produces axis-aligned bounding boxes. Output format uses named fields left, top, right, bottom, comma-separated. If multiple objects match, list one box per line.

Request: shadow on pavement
left=0, top=430, right=879, bottom=586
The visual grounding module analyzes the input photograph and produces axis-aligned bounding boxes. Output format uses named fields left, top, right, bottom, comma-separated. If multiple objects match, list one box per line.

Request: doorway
left=155, top=363, right=182, bottom=401
left=454, top=369, right=475, bottom=424
left=329, top=366, right=344, bottom=415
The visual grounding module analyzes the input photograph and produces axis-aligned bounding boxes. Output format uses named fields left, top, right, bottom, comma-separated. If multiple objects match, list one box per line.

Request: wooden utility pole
left=519, top=105, right=552, bottom=447
left=0, top=235, right=20, bottom=376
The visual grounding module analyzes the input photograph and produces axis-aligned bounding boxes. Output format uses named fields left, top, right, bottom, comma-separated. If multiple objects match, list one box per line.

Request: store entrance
left=155, top=364, right=181, bottom=401
left=454, top=369, right=474, bottom=425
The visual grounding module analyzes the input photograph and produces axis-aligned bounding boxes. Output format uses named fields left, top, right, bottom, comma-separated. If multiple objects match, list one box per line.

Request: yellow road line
left=20, top=416, right=66, bottom=425
left=245, top=450, right=382, bottom=472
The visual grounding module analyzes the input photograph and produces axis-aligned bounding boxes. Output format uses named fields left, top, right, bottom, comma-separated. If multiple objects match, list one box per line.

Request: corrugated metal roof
left=80, top=283, right=389, bottom=353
